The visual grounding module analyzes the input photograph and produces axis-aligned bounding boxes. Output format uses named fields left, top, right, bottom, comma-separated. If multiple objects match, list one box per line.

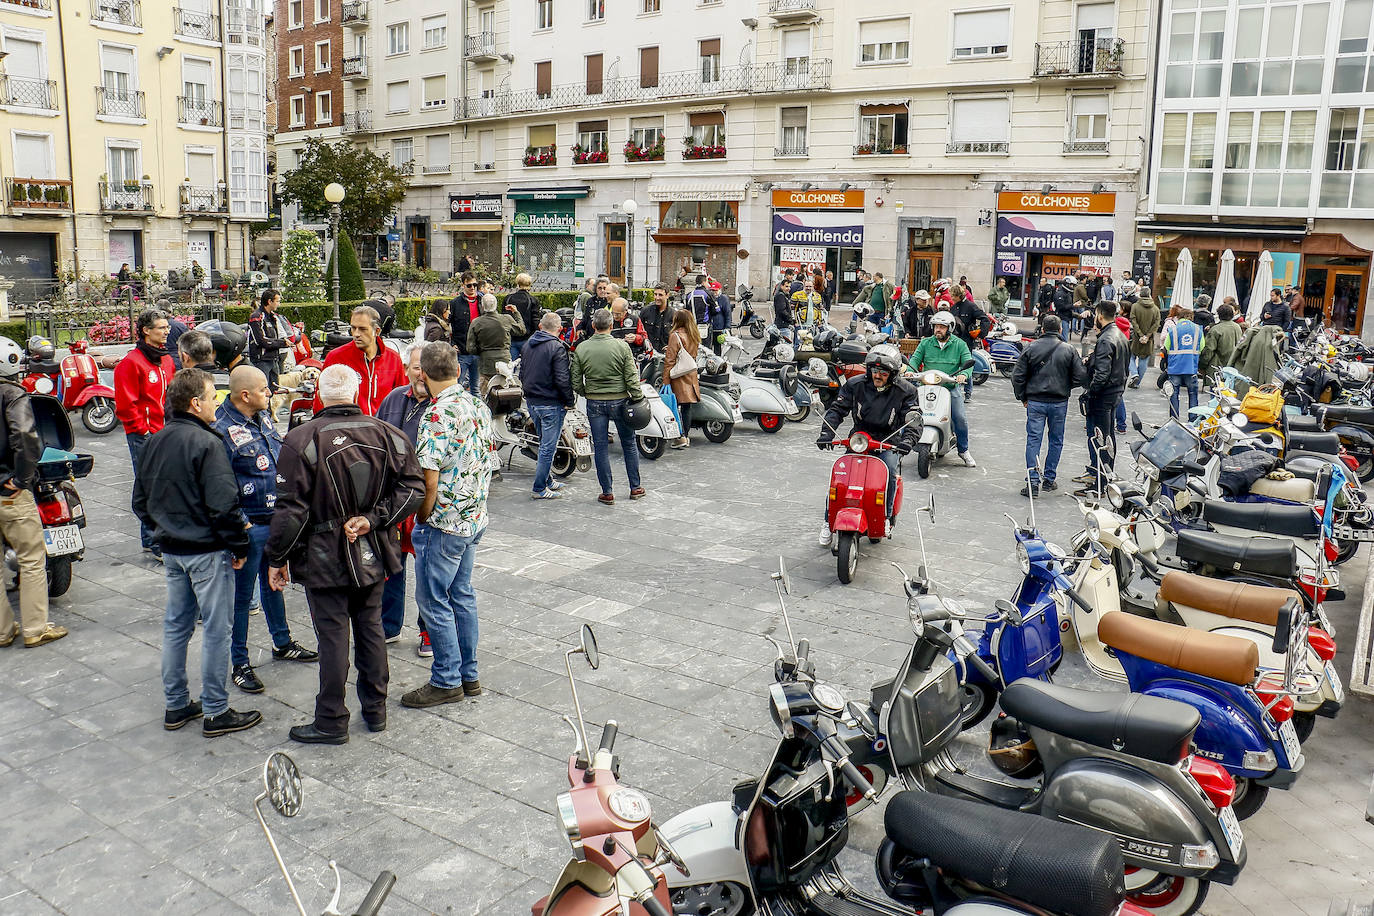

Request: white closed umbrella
left=1246, top=250, right=1273, bottom=324
left=1171, top=248, right=1193, bottom=312
left=1214, top=249, right=1237, bottom=311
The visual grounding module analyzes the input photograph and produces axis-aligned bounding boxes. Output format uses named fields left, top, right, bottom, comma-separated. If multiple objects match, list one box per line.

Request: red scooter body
left=23, top=341, right=118, bottom=434
left=826, top=432, right=903, bottom=583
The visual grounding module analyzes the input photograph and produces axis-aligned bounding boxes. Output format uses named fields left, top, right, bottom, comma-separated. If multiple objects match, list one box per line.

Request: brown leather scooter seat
left=1157, top=569, right=1290, bottom=626
left=1099, top=612, right=1259, bottom=686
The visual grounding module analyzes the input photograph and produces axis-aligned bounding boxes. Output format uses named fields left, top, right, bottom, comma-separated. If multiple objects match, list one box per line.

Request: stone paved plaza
left=0, top=368, right=1370, bottom=916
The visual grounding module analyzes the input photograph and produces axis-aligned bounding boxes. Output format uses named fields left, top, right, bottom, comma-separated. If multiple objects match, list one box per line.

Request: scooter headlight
left=1016, top=541, right=1031, bottom=575
left=556, top=792, right=585, bottom=861
left=923, top=373, right=940, bottom=386
left=775, top=344, right=795, bottom=363
left=848, top=433, right=869, bottom=453
left=808, top=357, right=827, bottom=376
left=1084, top=512, right=1102, bottom=542
left=1106, top=483, right=1125, bottom=510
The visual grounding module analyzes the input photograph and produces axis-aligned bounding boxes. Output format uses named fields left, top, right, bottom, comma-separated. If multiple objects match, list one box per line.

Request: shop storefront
left=0, top=231, right=57, bottom=304
left=441, top=193, right=505, bottom=273
left=508, top=186, right=587, bottom=289
left=648, top=184, right=744, bottom=289
left=769, top=189, right=865, bottom=300
left=994, top=191, right=1116, bottom=313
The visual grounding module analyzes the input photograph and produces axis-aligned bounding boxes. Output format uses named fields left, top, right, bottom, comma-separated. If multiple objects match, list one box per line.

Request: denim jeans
left=126, top=432, right=154, bottom=549
left=1168, top=373, right=1199, bottom=419
left=528, top=402, right=567, bottom=494
left=161, top=550, right=234, bottom=716
left=381, top=553, right=426, bottom=638
left=231, top=523, right=291, bottom=667
left=1129, top=354, right=1150, bottom=381
left=585, top=398, right=642, bottom=494
left=458, top=354, right=480, bottom=395
left=1115, top=398, right=1127, bottom=431
left=413, top=524, right=483, bottom=687
left=510, top=338, right=526, bottom=361
left=1086, top=394, right=1119, bottom=485
left=948, top=388, right=970, bottom=453
left=1025, top=399, right=1068, bottom=484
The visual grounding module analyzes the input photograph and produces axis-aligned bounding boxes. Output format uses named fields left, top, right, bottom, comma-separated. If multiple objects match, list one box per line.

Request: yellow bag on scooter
left=1240, top=384, right=1283, bottom=427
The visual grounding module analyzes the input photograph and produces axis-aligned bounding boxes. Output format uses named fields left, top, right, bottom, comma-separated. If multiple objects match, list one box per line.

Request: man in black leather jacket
left=1077, top=302, right=1130, bottom=494
left=640, top=284, right=675, bottom=354
left=1011, top=315, right=1086, bottom=496
left=816, top=348, right=921, bottom=548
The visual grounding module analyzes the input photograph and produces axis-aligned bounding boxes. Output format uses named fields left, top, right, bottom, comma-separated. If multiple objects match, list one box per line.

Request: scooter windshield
left=1136, top=419, right=1197, bottom=475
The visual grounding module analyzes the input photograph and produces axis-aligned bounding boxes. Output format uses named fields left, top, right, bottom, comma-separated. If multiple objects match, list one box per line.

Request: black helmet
left=195, top=320, right=247, bottom=370
left=364, top=298, right=397, bottom=336
left=621, top=397, right=652, bottom=431
left=988, top=714, right=1043, bottom=778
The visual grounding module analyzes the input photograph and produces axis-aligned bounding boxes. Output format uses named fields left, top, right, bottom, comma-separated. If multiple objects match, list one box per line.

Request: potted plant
left=856, top=143, right=874, bottom=155
left=892, top=144, right=908, bottom=154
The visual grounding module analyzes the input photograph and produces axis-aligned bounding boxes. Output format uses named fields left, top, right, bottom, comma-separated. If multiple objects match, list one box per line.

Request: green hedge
left=0, top=320, right=25, bottom=342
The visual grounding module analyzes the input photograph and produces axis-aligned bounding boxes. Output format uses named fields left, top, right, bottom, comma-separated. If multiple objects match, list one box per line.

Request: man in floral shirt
left=401, top=342, right=495, bottom=708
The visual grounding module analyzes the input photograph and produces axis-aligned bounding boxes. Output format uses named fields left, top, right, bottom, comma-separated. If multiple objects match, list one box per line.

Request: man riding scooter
left=816, top=347, right=921, bottom=548
left=906, top=312, right=976, bottom=467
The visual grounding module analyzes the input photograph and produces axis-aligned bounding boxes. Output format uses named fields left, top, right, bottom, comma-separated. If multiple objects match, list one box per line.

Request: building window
left=1231, top=1, right=1329, bottom=97
left=478, top=130, right=496, bottom=168
left=423, top=74, right=446, bottom=108
left=11, top=133, right=55, bottom=180
left=1164, top=3, right=1225, bottom=98
left=948, top=95, right=1011, bottom=153
left=778, top=106, right=808, bottom=156
left=1214, top=109, right=1317, bottom=208
left=1157, top=111, right=1218, bottom=206
left=315, top=0, right=328, bottom=22
left=587, top=0, right=605, bottom=22
left=1337, top=0, right=1374, bottom=92
left=535, top=61, right=552, bottom=99
left=386, top=79, right=409, bottom=112
left=629, top=115, right=664, bottom=152
left=642, top=0, right=659, bottom=12
left=640, top=46, right=659, bottom=88
left=699, top=39, right=721, bottom=83
left=782, top=29, right=810, bottom=78
left=288, top=0, right=303, bottom=28
left=537, top=0, right=553, bottom=30
left=391, top=137, right=413, bottom=169
left=426, top=134, right=451, bottom=172
left=527, top=124, right=556, bottom=165
left=859, top=18, right=910, bottom=64
left=421, top=15, right=447, bottom=49
left=314, top=40, right=330, bottom=72
left=952, top=8, right=1010, bottom=58
left=586, top=54, right=603, bottom=95
left=1067, top=93, right=1109, bottom=152
left=288, top=46, right=304, bottom=76
left=387, top=22, right=409, bottom=55
left=1320, top=107, right=1374, bottom=208
left=106, top=143, right=141, bottom=184
left=856, top=104, right=907, bottom=154
left=575, top=119, right=608, bottom=162
left=315, top=91, right=332, bottom=124
left=290, top=94, right=305, bottom=126
left=688, top=111, right=725, bottom=148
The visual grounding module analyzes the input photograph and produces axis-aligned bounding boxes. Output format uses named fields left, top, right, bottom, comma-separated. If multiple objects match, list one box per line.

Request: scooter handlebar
left=837, top=756, right=876, bottom=800
left=599, top=720, right=619, bottom=754
left=966, top=652, right=1002, bottom=686
left=640, top=895, right=673, bottom=916
left=353, top=871, right=396, bottom=916
left=1062, top=584, right=1095, bottom=614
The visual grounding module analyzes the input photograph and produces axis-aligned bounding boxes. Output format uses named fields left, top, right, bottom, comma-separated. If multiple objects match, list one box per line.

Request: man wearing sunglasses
left=449, top=271, right=482, bottom=394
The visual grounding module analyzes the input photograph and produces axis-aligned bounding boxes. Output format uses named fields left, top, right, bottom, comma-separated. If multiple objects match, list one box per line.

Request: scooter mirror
left=263, top=752, right=303, bottom=818
left=1131, top=412, right=1144, bottom=434
left=994, top=599, right=1023, bottom=627
left=580, top=624, right=600, bottom=670
left=775, top=556, right=793, bottom=596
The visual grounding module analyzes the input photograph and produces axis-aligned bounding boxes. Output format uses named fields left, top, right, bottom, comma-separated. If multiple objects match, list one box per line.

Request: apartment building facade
left=273, top=0, right=345, bottom=233
left=0, top=0, right=269, bottom=301
left=298, top=0, right=1150, bottom=309
left=1142, top=0, right=1374, bottom=337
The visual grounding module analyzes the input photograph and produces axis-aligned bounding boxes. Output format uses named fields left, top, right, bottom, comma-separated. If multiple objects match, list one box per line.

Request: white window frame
left=421, top=14, right=447, bottom=50
left=387, top=22, right=409, bottom=56
left=104, top=138, right=143, bottom=183
left=422, top=74, right=447, bottom=109
left=288, top=45, right=305, bottom=77
left=289, top=94, right=305, bottom=126
left=946, top=92, right=1012, bottom=154
left=950, top=7, right=1011, bottom=60
left=315, top=0, right=329, bottom=23
left=536, top=0, right=553, bottom=30
left=0, top=28, right=49, bottom=81
left=778, top=105, right=809, bottom=156
left=477, top=129, right=496, bottom=169
left=699, top=39, right=722, bottom=83
left=641, top=0, right=660, bottom=14
left=587, top=0, right=605, bottom=23
left=314, top=90, right=332, bottom=125
left=391, top=137, right=414, bottom=167
left=1215, top=109, right=1318, bottom=210
left=385, top=79, right=409, bottom=113
left=629, top=117, right=664, bottom=150
left=1066, top=91, right=1110, bottom=153
left=287, top=0, right=304, bottom=29
left=1155, top=110, right=1219, bottom=209
left=1163, top=5, right=1226, bottom=100
left=857, top=107, right=909, bottom=154
left=10, top=131, right=56, bottom=179
left=314, top=39, right=331, bottom=73
left=857, top=17, right=911, bottom=66
left=425, top=134, right=451, bottom=172
left=1319, top=106, right=1374, bottom=211
left=183, top=146, right=218, bottom=190
left=576, top=124, right=608, bottom=153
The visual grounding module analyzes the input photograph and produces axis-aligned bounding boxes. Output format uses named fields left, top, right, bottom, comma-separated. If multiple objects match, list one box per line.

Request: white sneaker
left=817, top=521, right=833, bottom=548
left=959, top=451, right=977, bottom=468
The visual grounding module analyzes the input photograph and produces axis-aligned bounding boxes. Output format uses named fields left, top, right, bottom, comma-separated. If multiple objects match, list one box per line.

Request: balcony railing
left=474, top=161, right=495, bottom=171
left=0, top=75, right=58, bottom=110
left=179, top=184, right=227, bottom=213
left=946, top=140, right=1009, bottom=154
left=91, top=0, right=141, bottom=28
left=343, top=109, right=373, bottom=133
left=853, top=143, right=908, bottom=155
left=459, top=58, right=831, bottom=119
left=768, top=0, right=818, bottom=19
left=422, top=163, right=452, bottom=175
left=1064, top=138, right=1109, bottom=153
left=2, top=0, right=54, bottom=11
left=775, top=143, right=809, bottom=157
left=1033, top=37, right=1125, bottom=77
left=341, top=0, right=368, bottom=24
left=465, top=31, right=497, bottom=59
left=99, top=180, right=155, bottom=212
left=343, top=56, right=368, bottom=79
left=174, top=7, right=220, bottom=41
left=178, top=95, right=223, bottom=127
left=225, top=8, right=265, bottom=46
left=523, top=145, right=556, bottom=167
left=6, top=178, right=71, bottom=211
left=96, top=86, right=146, bottom=119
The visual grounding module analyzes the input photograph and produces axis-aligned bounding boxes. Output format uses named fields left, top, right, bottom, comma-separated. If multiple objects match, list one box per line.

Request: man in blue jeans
left=1162, top=306, right=1205, bottom=420
left=519, top=311, right=577, bottom=500
left=402, top=343, right=494, bottom=708
left=570, top=309, right=645, bottom=505
left=376, top=347, right=432, bottom=655
left=214, top=366, right=318, bottom=695
left=134, top=368, right=260, bottom=738
left=1011, top=316, right=1085, bottom=496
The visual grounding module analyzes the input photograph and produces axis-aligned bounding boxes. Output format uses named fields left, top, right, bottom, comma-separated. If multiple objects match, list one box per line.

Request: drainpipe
left=54, top=0, right=80, bottom=276
left=218, top=0, right=233, bottom=273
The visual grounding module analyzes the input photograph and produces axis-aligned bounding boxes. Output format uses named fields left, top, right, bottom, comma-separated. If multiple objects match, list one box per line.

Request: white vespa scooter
left=634, top=353, right=682, bottom=461
left=903, top=357, right=975, bottom=478
left=721, top=336, right=800, bottom=432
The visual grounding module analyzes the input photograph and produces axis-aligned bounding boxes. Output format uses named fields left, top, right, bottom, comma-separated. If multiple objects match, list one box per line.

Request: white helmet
left=1061, top=275, right=1078, bottom=288
left=853, top=303, right=874, bottom=319
left=1120, top=279, right=1138, bottom=294
left=0, top=337, right=24, bottom=378
left=935, top=278, right=952, bottom=292
left=931, top=311, right=957, bottom=328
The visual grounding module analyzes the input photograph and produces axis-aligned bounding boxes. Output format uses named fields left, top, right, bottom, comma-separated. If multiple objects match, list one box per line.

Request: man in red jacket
left=313, top=304, right=405, bottom=415
left=114, top=307, right=175, bottom=559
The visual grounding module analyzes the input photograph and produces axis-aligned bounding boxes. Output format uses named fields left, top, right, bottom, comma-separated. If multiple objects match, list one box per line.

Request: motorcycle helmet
left=775, top=342, right=796, bottom=364
left=812, top=327, right=841, bottom=352
left=865, top=345, right=902, bottom=381
left=620, top=397, right=652, bottom=431
left=930, top=311, right=956, bottom=329
left=195, top=320, right=248, bottom=370
left=1061, top=275, right=1078, bottom=288
left=853, top=303, right=874, bottom=321
left=988, top=713, right=1043, bottom=778
left=0, top=337, right=24, bottom=378
left=26, top=335, right=54, bottom=362
left=934, top=278, right=952, bottom=292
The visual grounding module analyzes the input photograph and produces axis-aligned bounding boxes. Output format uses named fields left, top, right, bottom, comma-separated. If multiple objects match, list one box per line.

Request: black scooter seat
left=1001, top=680, right=1198, bottom=764
left=1286, top=415, right=1323, bottom=432
left=1203, top=499, right=1320, bottom=538
left=1175, top=528, right=1299, bottom=578
left=1321, top=404, right=1374, bottom=427
left=883, top=790, right=1126, bottom=916
left=1286, top=429, right=1341, bottom=455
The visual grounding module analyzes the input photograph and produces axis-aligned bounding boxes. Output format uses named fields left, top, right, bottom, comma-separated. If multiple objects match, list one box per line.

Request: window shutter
left=860, top=103, right=907, bottom=116
left=951, top=97, right=1009, bottom=142
left=782, top=29, right=809, bottom=58
left=780, top=106, right=807, bottom=128
left=535, top=61, right=551, bottom=96
left=585, top=54, right=603, bottom=94
left=1076, top=2, right=1115, bottom=31
left=953, top=10, right=1009, bottom=49
left=699, top=38, right=721, bottom=56
left=640, top=46, right=659, bottom=88
left=1071, top=93, right=1109, bottom=117
left=859, top=18, right=908, bottom=44
left=689, top=111, right=725, bottom=127
left=529, top=124, right=556, bottom=147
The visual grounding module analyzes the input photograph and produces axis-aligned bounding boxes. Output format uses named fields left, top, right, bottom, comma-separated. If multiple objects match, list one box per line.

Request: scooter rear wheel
left=551, top=449, right=576, bottom=478
left=702, top=420, right=733, bottom=444
left=47, top=557, right=72, bottom=598
left=1123, top=869, right=1207, bottom=916
left=972, top=371, right=989, bottom=386
left=758, top=413, right=784, bottom=433
left=749, top=321, right=765, bottom=340
left=837, top=531, right=858, bottom=584
left=1230, top=775, right=1269, bottom=820
left=786, top=402, right=811, bottom=423
left=637, top=435, right=666, bottom=460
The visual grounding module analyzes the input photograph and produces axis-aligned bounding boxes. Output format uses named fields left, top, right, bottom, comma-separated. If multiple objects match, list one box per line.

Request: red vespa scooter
left=824, top=431, right=905, bottom=584
left=22, top=338, right=118, bottom=434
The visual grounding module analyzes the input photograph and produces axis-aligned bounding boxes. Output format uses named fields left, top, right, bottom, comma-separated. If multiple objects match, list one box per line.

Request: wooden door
left=1330, top=270, right=1367, bottom=335
left=908, top=252, right=942, bottom=297
left=604, top=223, right=626, bottom=285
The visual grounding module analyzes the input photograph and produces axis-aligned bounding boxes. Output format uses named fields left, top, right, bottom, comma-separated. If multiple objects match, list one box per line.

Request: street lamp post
left=324, top=182, right=346, bottom=318
left=622, top=198, right=638, bottom=296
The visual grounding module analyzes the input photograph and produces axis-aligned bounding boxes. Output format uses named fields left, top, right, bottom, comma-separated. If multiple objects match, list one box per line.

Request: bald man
left=214, top=366, right=318, bottom=697
left=609, top=296, right=648, bottom=358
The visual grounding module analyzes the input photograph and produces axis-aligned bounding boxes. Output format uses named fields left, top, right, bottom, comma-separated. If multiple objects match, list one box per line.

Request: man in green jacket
left=987, top=277, right=1010, bottom=315
left=868, top=272, right=894, bottom=319
left=906, top=312, right=975, bottom=467
left=1199, top=301, right=1244, bottom=388
left=467, top=294, right=525, bottom=391
left=571, top=308, right=644, bottom=505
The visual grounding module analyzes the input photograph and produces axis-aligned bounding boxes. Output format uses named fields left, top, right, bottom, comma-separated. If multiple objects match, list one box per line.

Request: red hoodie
left=114, top=345, right=174, bottom=436
left=1115, top=315, right=1132, bottom=337
left=313, top=342, right=406, bottom=415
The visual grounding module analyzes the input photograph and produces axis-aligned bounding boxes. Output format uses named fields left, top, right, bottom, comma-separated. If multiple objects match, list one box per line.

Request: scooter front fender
left=918, top=427, right=940, bottom=447
left=70, top=384, right=116, bottom=407
left=833, top=507, right=868, bottom=535
left=659, top=801, right=748, bottom=889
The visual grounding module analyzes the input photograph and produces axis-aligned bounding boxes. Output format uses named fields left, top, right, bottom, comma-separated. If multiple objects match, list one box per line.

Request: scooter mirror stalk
left=563, top=631, right=597, bottom=776
left=254, top=753, right=309, bottom=916
left=772, top=557, right=800, bottom=663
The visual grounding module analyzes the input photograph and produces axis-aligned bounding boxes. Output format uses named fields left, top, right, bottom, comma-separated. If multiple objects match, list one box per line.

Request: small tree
left=278, top=138, right=409, bottom=239
left=281, top=229, right=325, bottom=301
left=326, top=228, right=366, bottom=301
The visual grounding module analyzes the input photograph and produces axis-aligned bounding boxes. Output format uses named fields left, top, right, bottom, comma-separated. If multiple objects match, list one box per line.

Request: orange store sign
left=997, top=191, right=1116, bottom=214
left=771, top=189, right=865, bottom=209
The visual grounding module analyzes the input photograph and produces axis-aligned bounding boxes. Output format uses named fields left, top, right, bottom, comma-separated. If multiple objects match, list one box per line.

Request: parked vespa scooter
left=486, top=361, right=594, bottom=477
left=691, top=355, right=744, bottom=444
left=821, top=430, right=906, bottom=584
left=905, top=359, right=975, bottom=478
left=634, top=354, right=682, bottom=461
left=21, top=337, right=119, bottom=434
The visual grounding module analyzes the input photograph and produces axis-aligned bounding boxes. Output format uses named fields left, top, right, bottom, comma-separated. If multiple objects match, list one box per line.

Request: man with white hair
left=466, top=292, right=525, bottom=392
left=266, top=363, right=424, bottom=744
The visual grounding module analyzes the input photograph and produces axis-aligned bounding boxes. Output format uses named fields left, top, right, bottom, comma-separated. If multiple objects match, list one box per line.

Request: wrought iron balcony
left=91, top=0, right=141, bottom=28
left=946, top=140, right=1009, bottom=154
left=0, top=75, right=58, bottom=110
left=774, top=142, right=809, bottom=157
left=2, top=0, right=54, bottom=11
left=178, top=96, right=222, bottom=127
left=179, top=184, right=227, bottom=213
left=6, top=178, right=71, bottom=211
left=341, top=0, right=368, bottom=25
left=465, top=32, right=497, bottom=60
left=768, top=0, right=818, bottom=20
left=96, top=86, right=146, bottom=119
left=343, top=56, right=368, bottom=79
left=174, top=7, right=220, bottom=41
left=474, top=162, right=495, bottom=172
left=1033, top=37, right=1125, bottom=78
left=343, top=109, right=373, bottom=133
left=99, top=180, right=154, bottom=212
left=422, top=163, right=452, bottom=175
left=459, top=58, right=831, bottom=119
left=1064, top=138, right=1109, bottom=153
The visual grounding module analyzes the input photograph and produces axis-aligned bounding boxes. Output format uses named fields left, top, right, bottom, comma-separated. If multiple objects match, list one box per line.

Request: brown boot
left=24, top=624, right=67, bottom=648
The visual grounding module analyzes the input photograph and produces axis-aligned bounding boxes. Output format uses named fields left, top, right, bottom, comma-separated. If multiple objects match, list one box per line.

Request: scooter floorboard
left=933, top=770, right=1038, bottom=810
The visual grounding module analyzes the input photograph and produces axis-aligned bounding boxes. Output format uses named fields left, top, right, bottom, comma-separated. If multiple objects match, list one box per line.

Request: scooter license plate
left=1278, top=718, right=1302, bottom=764
left=664, top=419, right=681, bottom=438
left=574, top=439, right=592, bottom=456
left=1217, top=804, right=1244, bottom=860
left=731, top=407, right=744, bottom=422
left=1314, top=604, right=1333, bottom=634
left=1325, top=660, right=1345, bottom=703
left=43, top=524, right=82, bottom=557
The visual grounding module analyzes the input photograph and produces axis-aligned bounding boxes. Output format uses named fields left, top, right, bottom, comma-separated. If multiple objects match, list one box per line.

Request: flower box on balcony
left=523, top=145, right=557, bottom=167
left=623, top=139, right=665, bottom=162
left=855, top=145, right=873, bottom=155
left=682, top=144, right=726, bottom=161
left=571, top=144, right=608, bottom=165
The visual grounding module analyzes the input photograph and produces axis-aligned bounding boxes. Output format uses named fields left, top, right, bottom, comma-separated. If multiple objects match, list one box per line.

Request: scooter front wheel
left=1123, top=868, right=1207, bottom=916
left=749, top=321, right=765, bottom=340
left=702, top=420, right=733, bottom=443
left=82, top=397, right=118, bottom=434
left=786, top=401, right=810, bottom=423
left=669, top=881, right=752, bottom=916
left=957, top=681, right=997, bottom=730
left=837, top=531, right=858, bottom=584
left=915, top=443, right=932, bottom=479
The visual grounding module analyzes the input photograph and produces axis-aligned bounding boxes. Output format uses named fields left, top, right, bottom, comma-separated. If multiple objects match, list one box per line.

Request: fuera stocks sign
left=996, top=214, right=1114, bottom=255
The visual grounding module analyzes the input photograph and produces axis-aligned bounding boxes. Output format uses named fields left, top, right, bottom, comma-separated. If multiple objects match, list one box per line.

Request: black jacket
left=519, top=330, right=576, bottom=407
left=774, top=293, right=795, bottom=328
left=450, top=295, right=478, bottom=354
left=247, top=306, right=288, bottom=362
left=952, top=299, right=988, bottom=348
left=1037, top=284, right=1055, bottom=314
left=0, top=382, right=40, bottom=493
left=641, top=302, right=674, bottom=353
left=1086, top=324, right=1130, bottom=399
left=132, top=413, right=251, bottom=557
left=1012, top=336, right=1087, bottom=403
left=1052, top=285, right=1076, bottom=318
left=819, top=375, right=922, bottom=454
left=506, top=289, right=540, bottom=341
left=577, top=295, right=613, bottom=340
left=1261, top=300, right=1292, bottom=329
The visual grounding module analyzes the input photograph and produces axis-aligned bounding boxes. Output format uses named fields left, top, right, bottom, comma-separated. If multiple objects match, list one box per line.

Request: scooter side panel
left=828, top=455, right=887, bottom=535
left=994, top=581, right=1063, bottom=682
left=659, top=801, right=749, bottom=889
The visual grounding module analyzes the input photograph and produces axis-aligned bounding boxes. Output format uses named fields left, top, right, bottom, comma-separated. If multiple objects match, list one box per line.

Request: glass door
left=1332, top=271, right=1365, bottom=335
left=604, top=223, right=626, bottom=285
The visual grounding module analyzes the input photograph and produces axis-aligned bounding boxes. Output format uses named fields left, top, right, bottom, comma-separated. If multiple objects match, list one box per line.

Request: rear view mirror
left=775, top=556, right=792, bottom=596
left=995, top=599, right=1024, bottom=627
left=1132, top=412, right=1144, bottom=433
left=263, top=752, right=302, bottom=818
left=580, top=624, right=600, bottom=670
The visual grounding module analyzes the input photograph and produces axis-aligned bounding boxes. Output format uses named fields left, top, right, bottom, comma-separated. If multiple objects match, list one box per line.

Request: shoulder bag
left=669, top=333, right=702, bottom=379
